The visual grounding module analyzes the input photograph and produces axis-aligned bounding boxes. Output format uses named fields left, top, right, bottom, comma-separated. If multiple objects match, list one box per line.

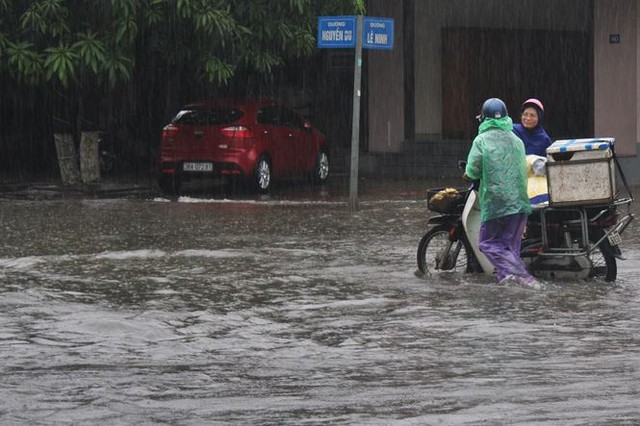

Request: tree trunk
left=80, top=132, right=100, bottom=183
left=54, top=133, right=80, bottom=184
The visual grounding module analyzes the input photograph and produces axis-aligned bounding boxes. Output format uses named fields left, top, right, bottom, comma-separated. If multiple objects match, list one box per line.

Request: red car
left=156, top=99, right=329, bottom=194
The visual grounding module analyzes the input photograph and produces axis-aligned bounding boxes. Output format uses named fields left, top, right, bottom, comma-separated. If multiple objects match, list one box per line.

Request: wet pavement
left=1, top=177, right=640, bottom=424
left=0, top=175, right=157, bottom=200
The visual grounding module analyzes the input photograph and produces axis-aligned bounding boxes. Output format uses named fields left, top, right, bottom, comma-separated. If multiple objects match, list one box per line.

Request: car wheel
left=253, top=156, right=271, bottom=193
left=158, top=174, right=181, bottom=195
left=311, top=149, right=329, bottom=184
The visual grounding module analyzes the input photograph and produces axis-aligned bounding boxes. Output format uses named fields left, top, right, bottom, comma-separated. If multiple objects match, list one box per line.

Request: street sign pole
left=317, top=15, right=393, bottom=212
left=348, top=15, right=363, bottom=213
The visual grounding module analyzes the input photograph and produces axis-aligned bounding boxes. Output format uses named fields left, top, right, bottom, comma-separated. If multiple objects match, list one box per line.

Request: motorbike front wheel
left=417, top=225, right=477, bottom=275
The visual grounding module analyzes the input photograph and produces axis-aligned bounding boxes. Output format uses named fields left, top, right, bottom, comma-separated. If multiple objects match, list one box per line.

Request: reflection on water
left=1, top=190, right=640, bottom=424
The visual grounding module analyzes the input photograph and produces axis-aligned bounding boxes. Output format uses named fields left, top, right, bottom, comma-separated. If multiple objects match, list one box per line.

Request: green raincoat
left=465, top=116, right=532, bottom=222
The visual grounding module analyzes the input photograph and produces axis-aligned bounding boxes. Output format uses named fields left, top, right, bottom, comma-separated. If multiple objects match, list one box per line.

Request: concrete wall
left=366, top=0, right=405, bottom=153
left=414, top=0, right=591, bottom=138
left=594, top=0, right=637, bottom=156
left=596, top=0, right=640, bottom=184
left=364, top=0, right=640, bottom=183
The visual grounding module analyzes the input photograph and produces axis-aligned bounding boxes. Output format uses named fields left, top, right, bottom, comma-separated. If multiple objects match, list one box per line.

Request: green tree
left=0, top=0, right=365, bottom=87
left=0, top=0, right=365, bottom=172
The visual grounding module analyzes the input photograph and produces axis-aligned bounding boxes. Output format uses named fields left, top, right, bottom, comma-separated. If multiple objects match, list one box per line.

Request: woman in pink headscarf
left=512, top=98, right=552, bottom=157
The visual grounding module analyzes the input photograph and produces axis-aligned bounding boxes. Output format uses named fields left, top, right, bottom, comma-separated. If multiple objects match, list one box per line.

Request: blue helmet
left=479, top=98, right=508, bottom=121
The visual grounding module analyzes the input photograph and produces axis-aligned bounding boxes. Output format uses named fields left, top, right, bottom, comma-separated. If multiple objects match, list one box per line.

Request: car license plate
left=183, top=162, right=213, bottom=172
left=607, top=231, right=622, bottom=246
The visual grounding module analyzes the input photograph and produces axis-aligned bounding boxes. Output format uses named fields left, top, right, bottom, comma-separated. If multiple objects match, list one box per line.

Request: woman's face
left=521, top=107, right=539, bottom=130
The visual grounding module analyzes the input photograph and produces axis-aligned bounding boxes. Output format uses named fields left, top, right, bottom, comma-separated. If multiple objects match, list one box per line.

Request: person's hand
left=462, top=173, right=471, bottom=182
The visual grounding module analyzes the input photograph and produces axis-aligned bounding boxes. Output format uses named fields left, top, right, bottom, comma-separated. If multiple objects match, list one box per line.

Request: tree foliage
left=0, top=0, right=365, bottom=173
left=0, top=0, right=366, bottom=87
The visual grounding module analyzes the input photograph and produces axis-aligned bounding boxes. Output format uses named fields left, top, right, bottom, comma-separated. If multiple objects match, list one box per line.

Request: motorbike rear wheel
left=584, top=234, right=617, bottom=282
left=417, top=225, right=478, bottom=275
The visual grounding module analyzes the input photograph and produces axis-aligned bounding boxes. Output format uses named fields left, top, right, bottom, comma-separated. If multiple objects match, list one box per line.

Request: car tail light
left=162, top=124, right=179, bottom=141
left=221, top=126, right=254, bottom=149
left=222, top=126, right=253, bottom=138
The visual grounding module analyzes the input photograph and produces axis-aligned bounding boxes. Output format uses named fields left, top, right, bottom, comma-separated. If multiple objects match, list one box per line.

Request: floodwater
left=1, top=180, right=640, bottom=424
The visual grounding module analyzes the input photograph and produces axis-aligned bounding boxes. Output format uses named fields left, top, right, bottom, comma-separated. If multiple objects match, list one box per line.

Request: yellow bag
left=526, top=155, right=549, bottom=205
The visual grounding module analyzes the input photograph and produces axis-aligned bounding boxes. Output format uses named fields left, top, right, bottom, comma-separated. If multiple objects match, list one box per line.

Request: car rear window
left=172, top=108, right=243, bottom=125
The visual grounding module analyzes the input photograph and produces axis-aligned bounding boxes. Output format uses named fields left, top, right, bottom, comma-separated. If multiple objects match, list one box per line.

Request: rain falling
left=2, top=0, right=640, bottom=424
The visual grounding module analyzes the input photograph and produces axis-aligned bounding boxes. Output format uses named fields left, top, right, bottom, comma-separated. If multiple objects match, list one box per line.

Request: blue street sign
left=317, top=16, right=356, bottom=48
left=363, top=17, right=394, bottom=50
left=316, top=15, right=394, bottom=210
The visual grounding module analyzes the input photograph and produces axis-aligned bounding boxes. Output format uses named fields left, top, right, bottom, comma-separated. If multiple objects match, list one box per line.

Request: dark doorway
left=442, top=28, right=592, bottom=140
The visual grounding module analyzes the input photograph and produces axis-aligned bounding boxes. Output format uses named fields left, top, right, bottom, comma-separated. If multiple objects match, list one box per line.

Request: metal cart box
left=546, top=138, right=616, bottom=206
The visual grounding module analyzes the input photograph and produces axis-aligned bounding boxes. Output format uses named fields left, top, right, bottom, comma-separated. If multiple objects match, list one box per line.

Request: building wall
left=596, top=0, right=640, bottom=184
left=638, top=0, right=640, bottom=147
left=594, top=0, right=637, bottom=156
left=366, top=0, right=405, bottom=153
left=365, top=0, right=640, bottom=183
left=414, top=0, right=591, bottom=138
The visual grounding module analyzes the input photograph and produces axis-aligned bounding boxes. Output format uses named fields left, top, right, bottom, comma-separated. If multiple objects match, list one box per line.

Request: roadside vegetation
left=0, top=0, right=365, bottom=176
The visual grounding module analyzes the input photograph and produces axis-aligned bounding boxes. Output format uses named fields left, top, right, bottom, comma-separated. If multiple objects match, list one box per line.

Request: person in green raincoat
left=463, top=98, right=536, bottom=286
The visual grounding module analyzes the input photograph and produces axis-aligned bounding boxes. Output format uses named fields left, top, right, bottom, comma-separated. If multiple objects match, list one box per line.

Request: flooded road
left=1, top=181, right=640, bottom=424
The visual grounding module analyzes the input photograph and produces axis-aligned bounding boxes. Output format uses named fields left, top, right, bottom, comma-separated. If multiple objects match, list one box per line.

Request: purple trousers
left=479, top=213, right=533, bottom=282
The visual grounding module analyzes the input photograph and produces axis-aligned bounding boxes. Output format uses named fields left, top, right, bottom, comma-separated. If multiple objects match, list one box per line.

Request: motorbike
left=98, top=132, right=117, bottom=173
left=417, top=155, right=634, bottom=282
